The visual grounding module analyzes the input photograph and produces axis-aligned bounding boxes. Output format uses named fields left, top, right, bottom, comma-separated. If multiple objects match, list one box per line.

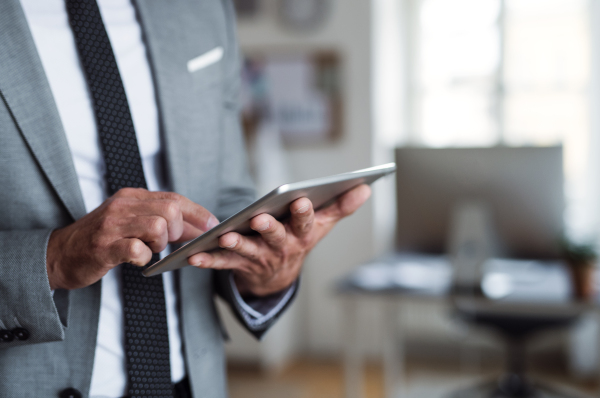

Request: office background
left=220, top=0, right=600, bottom=396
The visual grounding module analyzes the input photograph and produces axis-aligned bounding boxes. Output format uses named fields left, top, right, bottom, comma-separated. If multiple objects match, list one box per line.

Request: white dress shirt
left=20, top=0, right=184, bottom=396
left=20, top=1, right=295, bottom=396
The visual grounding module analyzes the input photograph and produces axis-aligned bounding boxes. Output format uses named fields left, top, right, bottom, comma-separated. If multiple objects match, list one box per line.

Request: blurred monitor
left=395, top=147, right=564, bottom=260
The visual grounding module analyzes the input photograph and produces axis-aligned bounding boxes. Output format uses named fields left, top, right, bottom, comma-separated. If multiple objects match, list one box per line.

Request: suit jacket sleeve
left=0, top=229, right=68, bottom=348
left=211, top=0, right=297, bottom=339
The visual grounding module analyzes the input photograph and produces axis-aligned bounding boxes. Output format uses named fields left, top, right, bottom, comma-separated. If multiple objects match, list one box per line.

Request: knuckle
left=301, top=220, right=314, bottom=233
left=117, top=187, right=143, bottom=197
left=299, top=233, right=310, bottom=245
left=115, top=187, right=133, bottom=197
left=249, top=247, right=264, bottom=263
left=98, top=214, right=117, bottom=232
left=106, top=197, right=126, bottom=212
left=272, top=231, right=287, bottom=245
left=90, top=233, right=107, bottom=251
left=148, top=217, right=168, bottom=237
left=300, top=234, right=314, bottom=247
left=162, top=201, right=180, bottom=221
left=127, top=240, right=147, bottom=259
left=164, top=192, right=180, bottom=202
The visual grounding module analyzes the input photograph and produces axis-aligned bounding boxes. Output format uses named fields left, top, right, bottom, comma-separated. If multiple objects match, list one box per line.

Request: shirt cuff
left=228, top=273, right=297, bottom=325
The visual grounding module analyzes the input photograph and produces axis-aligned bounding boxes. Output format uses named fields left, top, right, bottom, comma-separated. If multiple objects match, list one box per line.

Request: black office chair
left=448, top=298, right=583, bottom=398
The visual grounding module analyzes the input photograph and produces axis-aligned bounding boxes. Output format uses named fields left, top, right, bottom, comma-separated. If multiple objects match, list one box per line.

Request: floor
left=227, top=357, right=599, bottom=398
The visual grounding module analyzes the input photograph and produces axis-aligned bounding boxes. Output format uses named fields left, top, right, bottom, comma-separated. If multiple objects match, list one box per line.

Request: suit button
left=12, top=327, right=29, bottom=341
left=59, top=388, right=82, bottom=398
left=0, top=330, right=14, bottom=342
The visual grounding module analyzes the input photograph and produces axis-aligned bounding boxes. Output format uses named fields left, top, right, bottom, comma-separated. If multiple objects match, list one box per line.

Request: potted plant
left=560, top=239, right=598, bottom=300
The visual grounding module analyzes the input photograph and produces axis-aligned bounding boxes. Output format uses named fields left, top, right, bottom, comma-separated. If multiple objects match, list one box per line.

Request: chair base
left=494, top=373, right=536, bottom=397
left=447, top=374, right=581, bottom=398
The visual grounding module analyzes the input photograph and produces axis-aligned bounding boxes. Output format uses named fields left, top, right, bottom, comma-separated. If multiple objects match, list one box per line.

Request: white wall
left=567, top=0, right=600, bottom=378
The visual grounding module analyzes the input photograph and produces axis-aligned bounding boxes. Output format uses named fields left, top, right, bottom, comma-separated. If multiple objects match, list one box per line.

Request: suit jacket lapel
left=133, top=0, right=222, bottom=211
left=0, top=0, right=87, bottom=221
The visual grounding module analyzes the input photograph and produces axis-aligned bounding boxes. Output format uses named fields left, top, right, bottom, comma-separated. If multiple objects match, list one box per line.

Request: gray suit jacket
left=0, top=1, right=291, bottom=397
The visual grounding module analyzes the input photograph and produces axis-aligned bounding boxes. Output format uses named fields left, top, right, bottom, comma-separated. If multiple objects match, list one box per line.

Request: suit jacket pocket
left=189, top=47, right=223, bottom=90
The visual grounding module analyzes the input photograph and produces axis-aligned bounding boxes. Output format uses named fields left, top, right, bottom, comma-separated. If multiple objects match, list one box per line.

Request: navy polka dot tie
left=65, top=1, right=174, bottom=397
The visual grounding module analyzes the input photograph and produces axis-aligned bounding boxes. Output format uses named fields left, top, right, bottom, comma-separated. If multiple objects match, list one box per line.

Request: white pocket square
left=187, top=47, right=224, bottom=73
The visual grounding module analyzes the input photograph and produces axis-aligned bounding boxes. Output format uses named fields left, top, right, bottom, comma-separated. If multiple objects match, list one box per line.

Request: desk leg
left=597, top=308, right=600, bottom=397
left=459, top=318, right=480, bottom=384
left=383, top=300, right=404, bottom=398
left=344, top=297, right=364, bottom=398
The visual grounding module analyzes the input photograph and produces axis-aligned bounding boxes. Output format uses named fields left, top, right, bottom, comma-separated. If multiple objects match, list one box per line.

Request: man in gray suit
left=0, top=0, right=370, bottom=397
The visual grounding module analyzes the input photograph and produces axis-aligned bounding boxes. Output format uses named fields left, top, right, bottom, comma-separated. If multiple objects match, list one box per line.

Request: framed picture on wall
left=233, top=0, right=261, bottom=18
left=278, top=0, right=332, bottom=31
left=241, top=49, right=343, bottom=146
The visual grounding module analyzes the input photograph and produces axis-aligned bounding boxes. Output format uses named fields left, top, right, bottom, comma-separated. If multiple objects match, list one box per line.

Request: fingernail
left=255, top=222, right=270, bottom=231
left=296, top=204, right=310, bottom=214
left=194, top=261, right=202, bottom=267
left=207, top=216, right=219, bottom=230
left=224, top=241, right=237, bottom=249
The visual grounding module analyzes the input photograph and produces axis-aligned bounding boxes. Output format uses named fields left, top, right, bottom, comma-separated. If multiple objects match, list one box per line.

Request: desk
left=336, top=254, right=600, bottom=398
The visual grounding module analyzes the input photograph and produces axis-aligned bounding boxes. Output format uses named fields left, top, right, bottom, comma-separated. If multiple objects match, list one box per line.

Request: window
left=411, top=0, right=592, bottom=235
left=418, top=0, right=501, bottom=147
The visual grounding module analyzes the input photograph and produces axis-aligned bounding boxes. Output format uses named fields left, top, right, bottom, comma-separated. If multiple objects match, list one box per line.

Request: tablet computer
left=143, top=163, right=396, bottom=276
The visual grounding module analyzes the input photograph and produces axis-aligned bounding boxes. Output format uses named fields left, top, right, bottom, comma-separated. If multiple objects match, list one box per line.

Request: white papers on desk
left=350, top=255, right=574, bottom=302
left=351, top=255, right=452, bottom=292
left=481, top=258, right=571, bottom=301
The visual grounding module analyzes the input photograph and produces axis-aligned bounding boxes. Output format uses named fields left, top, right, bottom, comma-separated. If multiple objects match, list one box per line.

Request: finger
left=108, top=196, right=216, bottom=242
left=289, top=197, right=314, bottom=238
left=112, top=187, right=150, bottom=199
left=109, top=238, right=153, bottom=267
left=317, top=184, right=372, bottom=222
left=249, top=213, right=287, bottom=250
left=117, top=216, right=169, bottom=253
left=187, top=250, right=261, bottom=274
left=106, top=197, right=184, bottom=241
left=188, top=251, right=216, bottom=268
left=172, top=194, right=219, bottom=236
left=218, top=231, right=266, bottom=262
left=175, top=222, right=207, bottom=244
left=111, top=189, right=219, bottom=237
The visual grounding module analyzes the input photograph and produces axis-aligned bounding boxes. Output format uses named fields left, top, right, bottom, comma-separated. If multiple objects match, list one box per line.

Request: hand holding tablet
left=143, top=163, right=396, bottom=279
